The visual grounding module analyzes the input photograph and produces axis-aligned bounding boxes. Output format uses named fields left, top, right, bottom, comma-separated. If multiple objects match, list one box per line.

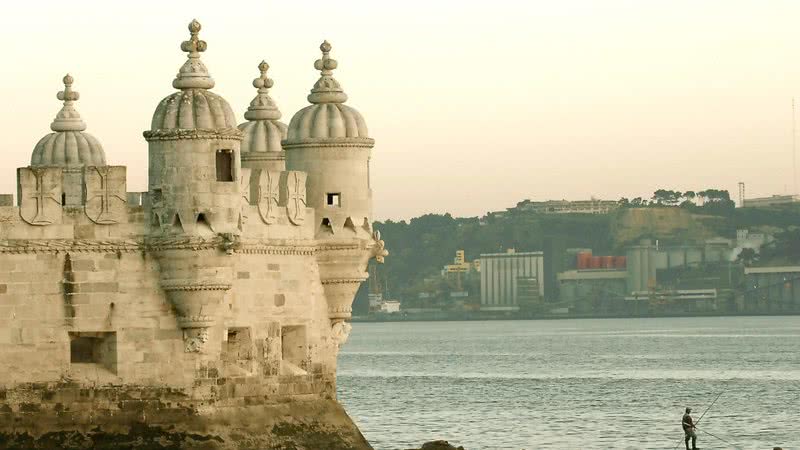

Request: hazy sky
left=1, top=0, right=799, bottom=220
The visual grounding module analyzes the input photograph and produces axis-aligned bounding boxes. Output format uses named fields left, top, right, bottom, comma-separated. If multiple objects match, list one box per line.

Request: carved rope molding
left=320, top=277, right=368, bottom=285
left=143, top=127, right=244, bottom=142
left=241, top=152, right=286, bottom=162
left=0, top=239, right=141, bottom=254
left=160, top=282, right=232, bottom=291
left=281, top=137, right=375, bottom=150
left=0, top=236, right=373, bottom=255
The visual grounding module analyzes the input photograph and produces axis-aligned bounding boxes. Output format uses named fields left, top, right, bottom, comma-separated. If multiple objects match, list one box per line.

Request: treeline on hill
left=355, top=189, right=800, bottom=311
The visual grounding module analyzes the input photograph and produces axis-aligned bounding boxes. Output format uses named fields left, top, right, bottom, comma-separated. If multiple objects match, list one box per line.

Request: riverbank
left=352, top=310, right=800, bottom=322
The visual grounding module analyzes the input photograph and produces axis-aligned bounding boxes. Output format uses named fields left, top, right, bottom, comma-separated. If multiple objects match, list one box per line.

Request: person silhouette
left=682, top=407, right=698, bottom=450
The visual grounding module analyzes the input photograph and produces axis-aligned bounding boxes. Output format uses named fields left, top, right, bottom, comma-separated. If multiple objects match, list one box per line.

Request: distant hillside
left=611, top=207, right=726, bottom=247
left=357, top=204, right=800, bottom=310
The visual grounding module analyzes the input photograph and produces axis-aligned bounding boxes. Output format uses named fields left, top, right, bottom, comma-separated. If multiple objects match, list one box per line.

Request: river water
left=337, top=316, right=800, bottom=450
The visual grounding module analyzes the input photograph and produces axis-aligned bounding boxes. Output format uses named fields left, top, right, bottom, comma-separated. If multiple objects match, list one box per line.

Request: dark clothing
left=682, top=413, right=697, bottom=450
left=682, top=413, right=694, bottom=432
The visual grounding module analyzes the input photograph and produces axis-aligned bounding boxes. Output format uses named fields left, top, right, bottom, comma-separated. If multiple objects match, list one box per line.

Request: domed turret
left=284, top=41, right=374, bottom=237
left=284, top=41, right=381, bottom=324
left=144, top=20, right=243, bottom=354
left=31, top=74, right=106, bottom=168
left=237, top=61, right=287, bottom=171
left=149, top=20, right=236, bottom=131
left=286, top=41, right=369, bottom=141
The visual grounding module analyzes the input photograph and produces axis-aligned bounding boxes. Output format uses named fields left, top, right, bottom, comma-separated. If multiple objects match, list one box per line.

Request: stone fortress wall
left=0, top=20, right=386, bottom=449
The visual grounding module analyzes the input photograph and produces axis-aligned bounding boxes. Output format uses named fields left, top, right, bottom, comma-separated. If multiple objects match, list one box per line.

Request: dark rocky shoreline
left=407, top=441, right=465, bottom=450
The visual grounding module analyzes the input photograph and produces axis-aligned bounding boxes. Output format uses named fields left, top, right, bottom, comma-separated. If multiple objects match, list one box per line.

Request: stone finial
left=315, top=41, right=337, bottom=75
left=173, top=19, right=215, bottom=90
left=244, top=60, right=281, bottom=121
left=51, top=74, right=87, bottom=132
left=308, top=40, right=347, bottom=104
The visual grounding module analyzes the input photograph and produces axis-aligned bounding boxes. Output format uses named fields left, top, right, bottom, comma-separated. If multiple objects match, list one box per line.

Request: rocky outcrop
left=0, top=398, right=372, bottom=449
left=407, top=440, right=465, bottom=450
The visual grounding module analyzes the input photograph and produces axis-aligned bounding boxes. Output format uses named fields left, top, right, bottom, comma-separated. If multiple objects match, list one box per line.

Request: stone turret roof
left=150, top=20, right=237, bottom=131
left=238, top=61, right=287, bottom=156
left=31, top=74, right=107, bottom=167
left=286, top=41, right=369, bottom=141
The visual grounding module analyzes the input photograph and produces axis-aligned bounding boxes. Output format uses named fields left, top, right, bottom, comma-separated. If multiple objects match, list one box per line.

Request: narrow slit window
left=326, top=193, right=341, bottom=207
left=216, top=149, right=234, bottom=182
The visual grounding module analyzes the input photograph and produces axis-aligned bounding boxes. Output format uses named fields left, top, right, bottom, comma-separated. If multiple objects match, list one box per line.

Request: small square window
left=69, top=331, right=117, bottom=373
left=326, top=193, right=341, bottom=207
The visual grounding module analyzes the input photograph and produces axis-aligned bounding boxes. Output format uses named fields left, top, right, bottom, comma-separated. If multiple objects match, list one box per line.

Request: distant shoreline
left=352, top=311, right=800, bottom=323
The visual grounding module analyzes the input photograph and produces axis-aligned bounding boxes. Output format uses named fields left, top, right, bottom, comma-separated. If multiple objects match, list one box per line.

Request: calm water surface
left=337, top=316, right=800, bottom=450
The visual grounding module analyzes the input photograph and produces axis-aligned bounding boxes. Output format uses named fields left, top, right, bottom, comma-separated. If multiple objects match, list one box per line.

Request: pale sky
left=1, top=0, right=799, bottom=220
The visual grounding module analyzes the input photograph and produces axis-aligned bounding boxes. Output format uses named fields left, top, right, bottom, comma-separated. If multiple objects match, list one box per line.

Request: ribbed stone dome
left=285, top=41, right=370, bottom=143
left=149, top=19, right=237, bottom=132
left=287, top=103, right=368, bottom=140
left=240, top=120, right=287, bottom=153
left=32, top=132, right=106, bottom=167
left=238, top=61, right=287, bottom=155
left=31, top=74, right=107, bottom=167
left=151, top=89, right=237, bottom=131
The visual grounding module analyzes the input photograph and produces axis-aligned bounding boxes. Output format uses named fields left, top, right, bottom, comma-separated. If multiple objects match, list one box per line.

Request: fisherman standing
left=682, top=407, right=698, bottom=450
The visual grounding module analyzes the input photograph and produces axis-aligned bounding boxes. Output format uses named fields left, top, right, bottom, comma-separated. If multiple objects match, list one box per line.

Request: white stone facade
left=0, top=20, right=386, bottom=449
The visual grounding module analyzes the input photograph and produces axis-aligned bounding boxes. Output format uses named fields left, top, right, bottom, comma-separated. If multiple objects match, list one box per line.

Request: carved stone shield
left=239, top=168, right=252, bottom=224
left=18, top=167, right=62, bottom=226
left=240, top=168, right=252, bottom=201
left=284, top=171, right=306, bottom=226
left=257, top=170, right=281, bottom=224
left=84, top=166, right=127, bottom=224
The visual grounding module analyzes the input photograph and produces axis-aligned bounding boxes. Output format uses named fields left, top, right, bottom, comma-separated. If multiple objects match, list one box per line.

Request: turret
left=30, top=74, right=107, bottom=207
left=284, top=41, right=373, bottom=237
left=284, top=42, right=386, bottom=324
left=144, top=20, right=243, bottom=353
left=238, top=61, right=287, bottom=172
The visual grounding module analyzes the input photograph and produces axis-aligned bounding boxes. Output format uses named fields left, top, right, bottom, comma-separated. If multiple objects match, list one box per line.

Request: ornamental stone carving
left=18, top=167, right=62, bottom=226
left=258, top=170, right=281, bottom=224
left=84, top=166, right=127, bottom=224
left=331, top=321, right=352, bottom=347
left=283, top=171, right=306, bottom=225
left=184, top=328, right=209, bottom=353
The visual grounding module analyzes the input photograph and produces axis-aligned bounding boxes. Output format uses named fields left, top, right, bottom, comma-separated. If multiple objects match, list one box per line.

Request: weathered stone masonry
left=0, top=20, right=387, bottom=449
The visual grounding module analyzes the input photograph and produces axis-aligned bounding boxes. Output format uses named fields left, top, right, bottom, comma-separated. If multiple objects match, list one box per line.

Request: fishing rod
left=695, top=390, right=724, bottom=427
left=671, top=390, right=724, bottom=450
left=696, top=426, right=737, bottom=447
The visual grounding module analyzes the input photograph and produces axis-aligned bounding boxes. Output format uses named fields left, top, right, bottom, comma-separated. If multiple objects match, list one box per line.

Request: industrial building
left=480, top=250, right=544, bottom=311
left=513, top=198, right=619, bottom=214
left=743, top=266, right=800, bottom=312
left=742, top=194, right=800, bottom=208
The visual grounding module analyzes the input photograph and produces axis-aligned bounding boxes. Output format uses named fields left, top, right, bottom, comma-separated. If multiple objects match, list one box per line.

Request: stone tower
left=146, top=19, right=243, bottom=354
left=285, top=41, right=383, bottom=330
left=0, top=20, right=385, bottom=449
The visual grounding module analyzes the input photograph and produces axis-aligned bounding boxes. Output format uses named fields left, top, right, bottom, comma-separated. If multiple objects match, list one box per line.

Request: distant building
left=742, top=194, right=800, bottom=208
left=443, top=250, right=480, bottom=273
left=368, top=293, right=384, bottom=312
left=558, top=269, right=628, bottom=305
left=513, top=198, right=619, bottom=215
left=743, top=266, right=800, bottom=311
left=625, top=289, right=717, bottom=302
left=480, top=249, right=544, bottom=311
left=379, top=300, right=402, bottom=313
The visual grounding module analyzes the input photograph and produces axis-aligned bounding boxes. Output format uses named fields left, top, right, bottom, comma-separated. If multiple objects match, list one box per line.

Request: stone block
left=70, top=260, right=96, bottom=271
